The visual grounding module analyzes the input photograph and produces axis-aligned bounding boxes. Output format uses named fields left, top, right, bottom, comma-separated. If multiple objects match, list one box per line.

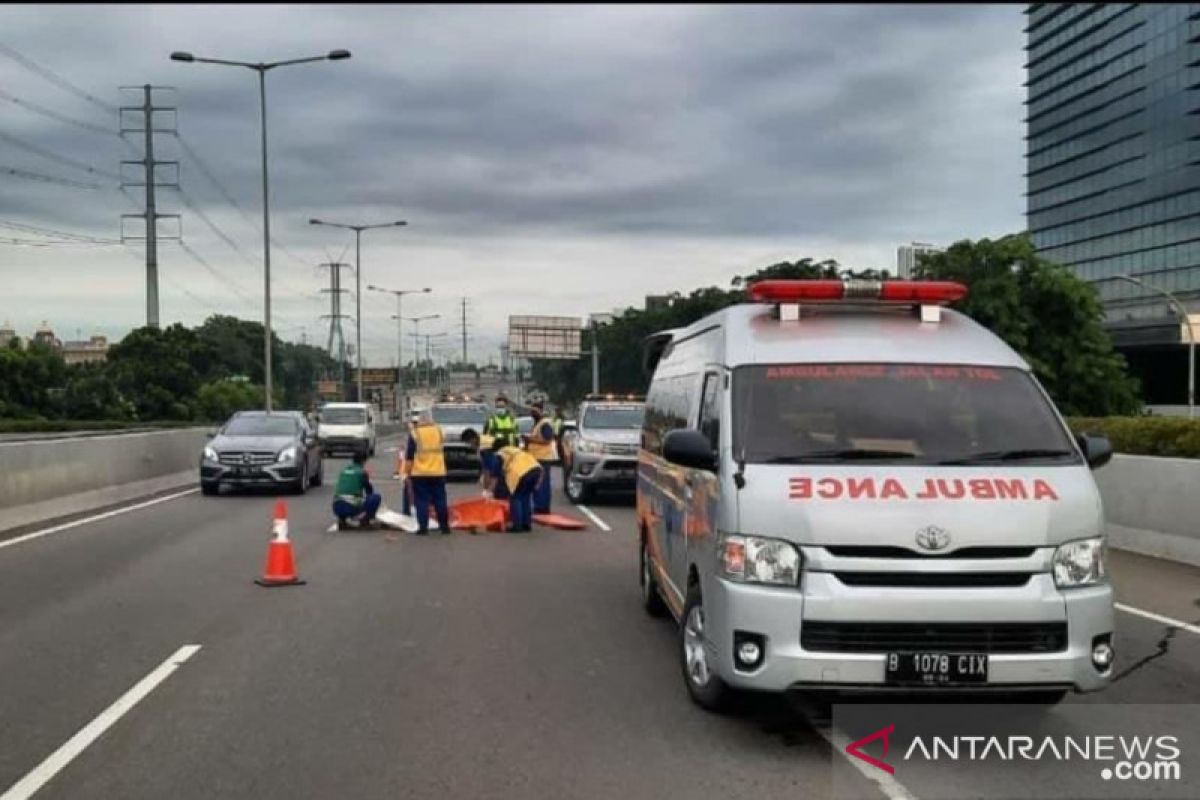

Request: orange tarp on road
left=533, top=513, right=588, bottom=530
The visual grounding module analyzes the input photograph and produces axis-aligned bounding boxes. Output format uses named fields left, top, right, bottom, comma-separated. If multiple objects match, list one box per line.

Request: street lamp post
left=1113, top=274, right=1195, bottom=418
left=310, top=218, right=407, bottom=402
left=423, top=332, right=450, bottom=388
left=171, top=48, right=350, bottom=411
left=368, top=284, right=430, bottom=416
left=402, top=314, right=440, bottom=387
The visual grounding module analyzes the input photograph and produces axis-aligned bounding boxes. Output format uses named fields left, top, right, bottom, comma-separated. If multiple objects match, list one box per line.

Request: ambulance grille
left=823, top=546, right=1037, bottom=559
left=833, top=572, right=1033, bottom=588
left=800, top=621, right=1068, bottom=654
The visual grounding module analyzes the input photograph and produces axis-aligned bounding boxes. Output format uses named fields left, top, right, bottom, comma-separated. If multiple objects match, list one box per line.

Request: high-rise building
left=1026, top=3, right=1200, bottom=407
left=896, top=243, right=942, bottom=279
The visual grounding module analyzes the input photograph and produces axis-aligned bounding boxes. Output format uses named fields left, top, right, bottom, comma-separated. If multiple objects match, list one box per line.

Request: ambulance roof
left=666, top=302, right=1029, bottom=370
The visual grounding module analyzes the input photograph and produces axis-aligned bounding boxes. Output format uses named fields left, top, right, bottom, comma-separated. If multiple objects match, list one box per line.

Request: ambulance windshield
left=732, top=363, right=1080, bottom=466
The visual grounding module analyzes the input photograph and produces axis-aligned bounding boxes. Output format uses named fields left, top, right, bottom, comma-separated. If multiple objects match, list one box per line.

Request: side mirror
left=1077, top=432, right=1114, bottom=470
left=206, top=428, right=218, bottom=439
left=663, top=429, right=717, bottom=472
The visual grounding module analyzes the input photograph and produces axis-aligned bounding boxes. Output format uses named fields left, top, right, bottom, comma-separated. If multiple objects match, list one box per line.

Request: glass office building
left=1025, top=3, right=1200, bottom=406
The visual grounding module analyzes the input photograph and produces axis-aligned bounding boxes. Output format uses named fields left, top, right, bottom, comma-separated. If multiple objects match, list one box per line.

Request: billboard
left=507, top=315, right=582, bottom=360
left=351, top=368, right=400, bottom=385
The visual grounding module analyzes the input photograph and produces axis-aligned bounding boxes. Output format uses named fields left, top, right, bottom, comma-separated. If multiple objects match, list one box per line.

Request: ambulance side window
left=699, top=372, right=720, bottom=451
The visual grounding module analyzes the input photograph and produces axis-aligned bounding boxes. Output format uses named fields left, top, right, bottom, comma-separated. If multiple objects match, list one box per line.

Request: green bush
left=1066, top=416, right=1200, bottom=459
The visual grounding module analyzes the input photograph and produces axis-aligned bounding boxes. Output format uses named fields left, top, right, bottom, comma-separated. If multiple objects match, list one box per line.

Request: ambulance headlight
left=1053, top=538, right=1106, bottom=588
left=276, top=446, right=298, bottom=464
left=203, top=446, right=218, bottom=462
left=720, top=535, right=801, bottom=586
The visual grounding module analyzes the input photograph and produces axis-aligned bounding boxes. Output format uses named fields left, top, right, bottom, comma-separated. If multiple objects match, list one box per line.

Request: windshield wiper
left=763, top=449, right=917, bottom=464
left=936, top=448, right=1076, bottom=465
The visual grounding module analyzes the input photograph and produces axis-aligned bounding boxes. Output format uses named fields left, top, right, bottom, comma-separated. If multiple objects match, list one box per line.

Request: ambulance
left=636, top=279, right=1116, bottom=711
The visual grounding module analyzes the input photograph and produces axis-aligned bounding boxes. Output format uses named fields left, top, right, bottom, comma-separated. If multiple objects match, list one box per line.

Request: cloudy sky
left=0, top=3, right=1025, bottom=366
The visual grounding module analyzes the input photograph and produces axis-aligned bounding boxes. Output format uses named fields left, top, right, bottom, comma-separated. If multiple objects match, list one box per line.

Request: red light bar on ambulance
left=748, top=279, right=967, bottom=305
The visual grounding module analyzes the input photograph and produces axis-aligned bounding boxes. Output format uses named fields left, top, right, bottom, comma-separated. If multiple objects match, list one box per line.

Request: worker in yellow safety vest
left=524, top=400, right=558, bottom=514
left=403, top=409, right=450, bottom=535
left=484, top=395, right=520, bottom=448
left=466, top=435, right=541, bottom=534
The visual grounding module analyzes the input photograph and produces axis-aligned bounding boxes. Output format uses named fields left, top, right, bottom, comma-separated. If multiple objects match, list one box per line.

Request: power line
left=0, top=219, right=120, bottom=244
left=174, top=240, right=258, bottom=309
left=0, top=88, right=118, bottom=136
left=172, top=132, right=312, bottom=270
left=0, top=129, right=120, bottom=180
left=1, top=236, right=118, bottom=248
left=2, top=164, right=108, bottom=190
left=0, top=40, right=119, bottom=115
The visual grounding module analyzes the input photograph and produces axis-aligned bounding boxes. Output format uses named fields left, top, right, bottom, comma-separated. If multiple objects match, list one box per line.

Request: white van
left=636, top=279, right=1116, bottom=711
left=317, top=402, right=377, bottom=458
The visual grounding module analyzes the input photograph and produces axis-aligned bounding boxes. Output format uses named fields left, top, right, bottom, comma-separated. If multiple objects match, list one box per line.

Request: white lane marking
left=0, top=644, right=202, bottom=800
left=575, top=505, right=611, bottom=532
left=821, top=724, right=921, bottom=800
left=1116, top=602, right=1200, bottom=637
left=0, top=489, right=198, bottom=552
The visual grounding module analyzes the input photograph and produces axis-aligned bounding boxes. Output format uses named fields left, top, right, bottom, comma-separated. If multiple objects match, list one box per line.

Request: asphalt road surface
left=1, top=439, right=1198, bottom=800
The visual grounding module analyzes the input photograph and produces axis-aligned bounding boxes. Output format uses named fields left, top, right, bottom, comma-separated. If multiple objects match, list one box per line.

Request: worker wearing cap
left=484, top=395, right=519, bottom=449
left=524, top=400, right=557, bottom=514
left=404, top=409, right=451, bottom=535
left=462, top=431, right=540, bottom=532
left=491, top=441, right=543, bottom=533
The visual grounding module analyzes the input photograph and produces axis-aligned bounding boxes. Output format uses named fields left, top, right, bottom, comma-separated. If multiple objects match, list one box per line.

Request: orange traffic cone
left=255, top=500, right=306, bottom=587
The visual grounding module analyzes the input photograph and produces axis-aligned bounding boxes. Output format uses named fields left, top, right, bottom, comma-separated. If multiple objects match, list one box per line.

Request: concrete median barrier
left=1097, top=454, right=1200, bottom=568
left=0, top=428, right=208, bottom=533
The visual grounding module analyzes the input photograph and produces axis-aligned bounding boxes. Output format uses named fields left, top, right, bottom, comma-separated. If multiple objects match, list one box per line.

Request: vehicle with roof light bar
left=636, top=278, right=1116, bottom=712
left=561, top=393, right=646, bottom=504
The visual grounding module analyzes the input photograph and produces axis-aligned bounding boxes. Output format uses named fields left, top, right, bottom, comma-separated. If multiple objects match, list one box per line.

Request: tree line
left=0, top=315, right=341, bottom=423
left=529, top=234, right=1141, bottom=417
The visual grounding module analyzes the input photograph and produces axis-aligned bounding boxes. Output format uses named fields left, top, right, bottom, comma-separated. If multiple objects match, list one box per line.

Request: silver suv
left=561, top=395, right=645, bottom=504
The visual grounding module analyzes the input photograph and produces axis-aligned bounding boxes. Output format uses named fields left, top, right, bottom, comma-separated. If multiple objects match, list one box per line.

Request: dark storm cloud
left=0, top=3, right=1024, bottom=355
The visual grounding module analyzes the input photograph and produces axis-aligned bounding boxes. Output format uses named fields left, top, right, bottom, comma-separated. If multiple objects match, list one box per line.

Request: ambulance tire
left=640, top=537, right=668, bottom=618
left=680, top=585, right=733, bottom=713
left=201, top=481, right=219, bottom=496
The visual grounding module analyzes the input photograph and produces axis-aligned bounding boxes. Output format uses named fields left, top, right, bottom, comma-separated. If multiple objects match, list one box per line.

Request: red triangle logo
left=845, top=724, right=895, bottom=775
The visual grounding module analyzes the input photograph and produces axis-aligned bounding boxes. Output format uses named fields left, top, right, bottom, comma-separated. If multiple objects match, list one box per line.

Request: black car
left=200, top=410, right=323, bottom=495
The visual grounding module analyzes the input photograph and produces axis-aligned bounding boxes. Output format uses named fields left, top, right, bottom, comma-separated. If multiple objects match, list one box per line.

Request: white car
left=317, top=402, right=377, bottom=457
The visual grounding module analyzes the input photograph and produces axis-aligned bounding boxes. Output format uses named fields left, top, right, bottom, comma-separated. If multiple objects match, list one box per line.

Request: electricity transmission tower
left=119, top=85, right=180, bottom=328
left=319, top=261, right=351, bottom=386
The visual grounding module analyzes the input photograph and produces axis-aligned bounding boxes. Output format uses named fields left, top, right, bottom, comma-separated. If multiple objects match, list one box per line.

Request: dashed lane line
left=0, top=644, right=202, bottom=800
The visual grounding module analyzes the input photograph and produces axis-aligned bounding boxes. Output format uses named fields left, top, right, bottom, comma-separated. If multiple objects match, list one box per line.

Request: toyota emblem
left=915, top=525, right=951, bottom=551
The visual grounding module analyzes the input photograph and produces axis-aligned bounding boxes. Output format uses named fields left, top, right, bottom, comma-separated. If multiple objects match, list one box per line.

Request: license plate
left=613, top=469, right=635, bottom=480
left=234, top=467, right=258, bottom=477
left=886, top=652, right=988, bottom=686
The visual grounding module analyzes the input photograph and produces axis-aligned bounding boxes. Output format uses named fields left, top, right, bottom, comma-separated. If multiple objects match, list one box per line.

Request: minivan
left=636, top=278, right=1115, bottom=711
left=317, top=402, right=377, bottom=458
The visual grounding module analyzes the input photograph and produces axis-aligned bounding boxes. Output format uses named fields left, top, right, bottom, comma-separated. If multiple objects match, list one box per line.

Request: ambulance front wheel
left=681, top=585, right=732, bottom=713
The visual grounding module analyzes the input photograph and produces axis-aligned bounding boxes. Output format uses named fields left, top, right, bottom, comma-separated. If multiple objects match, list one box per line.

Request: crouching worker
left=333, top=451, right=382, bottom=530
left=463, top=431, right=540, bottom=533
